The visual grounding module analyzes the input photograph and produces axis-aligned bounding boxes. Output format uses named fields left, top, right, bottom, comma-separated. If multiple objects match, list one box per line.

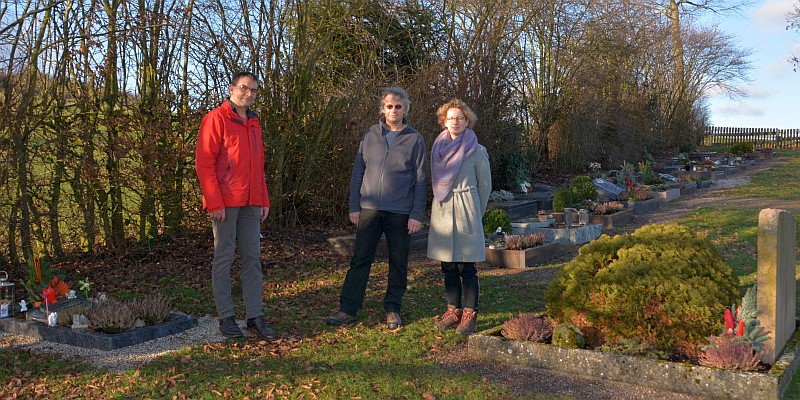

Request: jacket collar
left=224, top=99, right=257, bottom=123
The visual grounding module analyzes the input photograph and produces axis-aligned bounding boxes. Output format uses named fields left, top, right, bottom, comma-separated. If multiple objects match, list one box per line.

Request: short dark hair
left=231, top=71, right=257, bottom=86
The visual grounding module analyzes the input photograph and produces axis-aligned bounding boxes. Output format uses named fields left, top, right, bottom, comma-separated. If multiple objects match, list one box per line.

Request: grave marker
left=757, top=208, right=797, bottom=365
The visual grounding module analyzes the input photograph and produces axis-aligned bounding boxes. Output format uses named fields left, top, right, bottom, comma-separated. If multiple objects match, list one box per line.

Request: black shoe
left=246, top=316, right=279, bottom=340
left=386, top=312, right=403, bottom=329
left=219, top=316, right=243, bottom=338
left=324, top=311, right=357, bottom=326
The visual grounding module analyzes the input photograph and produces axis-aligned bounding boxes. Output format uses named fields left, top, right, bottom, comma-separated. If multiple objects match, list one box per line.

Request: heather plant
left=544, top=223, right=740, bottom=355
left=626, top=186, right=651, bottom=201
left=57, top=304, right=88, bottom=327
left=698, top=336, right=761, bottom=371
left=133, top=293, right=173, bottom=325
left=501, top=313, right=553, bottom=342
left=86, top=298, right=138, bottom=333
left=591, top=201, right=624, bottom=215
left=503, top=233, right=545, bottom=250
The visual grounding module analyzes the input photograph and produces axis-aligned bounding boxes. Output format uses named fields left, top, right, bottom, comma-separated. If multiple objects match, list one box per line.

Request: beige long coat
left=427, top=145, right=491, bottom=262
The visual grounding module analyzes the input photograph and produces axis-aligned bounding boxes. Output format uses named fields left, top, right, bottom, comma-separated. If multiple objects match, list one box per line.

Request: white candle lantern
left=0, top=271, right=14, bottom=318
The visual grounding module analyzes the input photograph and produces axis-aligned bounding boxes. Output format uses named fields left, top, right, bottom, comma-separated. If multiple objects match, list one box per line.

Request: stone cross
left=757, top=209, right=797, bottom=365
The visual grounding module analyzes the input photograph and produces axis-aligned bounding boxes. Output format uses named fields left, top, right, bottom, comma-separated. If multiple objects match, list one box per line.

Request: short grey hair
left=380, top=86, right=411, bottom=112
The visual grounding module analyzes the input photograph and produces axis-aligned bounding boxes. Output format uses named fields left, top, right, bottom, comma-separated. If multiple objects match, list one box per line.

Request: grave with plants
left=468, top=223, right=799, bottom=399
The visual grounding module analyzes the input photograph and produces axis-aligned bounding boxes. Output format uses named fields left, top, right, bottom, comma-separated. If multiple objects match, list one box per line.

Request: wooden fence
left=703, top=127, right=800, bottom=149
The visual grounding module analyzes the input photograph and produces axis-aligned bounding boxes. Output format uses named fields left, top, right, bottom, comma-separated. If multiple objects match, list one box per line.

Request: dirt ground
left=435, top=159, right=787, bottom=400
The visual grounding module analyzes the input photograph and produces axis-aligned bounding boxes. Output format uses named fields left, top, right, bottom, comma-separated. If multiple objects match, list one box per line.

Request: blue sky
left=703, top=0, right=800, bottom=129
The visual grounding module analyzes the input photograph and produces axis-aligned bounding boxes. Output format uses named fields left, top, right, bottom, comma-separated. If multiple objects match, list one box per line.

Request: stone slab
left=647, top=188, right=680, bottom=202
left=327, top=230, right=429, bottom=258
left=491, top=200, right=538, bottom=220
left=467, top=323, right=800, bottom=400
left=630, top=198, right=660, bottom=215
left=0, top=313, right=198, bottom=351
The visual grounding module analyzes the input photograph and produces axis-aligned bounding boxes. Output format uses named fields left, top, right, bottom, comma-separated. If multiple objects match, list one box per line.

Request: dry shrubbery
left=79, top=294, right=174, bottom=333
left=86, top=298, right=138, bottom=333
left=504, top=233, right=545, bottom=250
left=501, top=313, right=553, bottom=342
left=699, top=336, right=761, bottom=371
left=132, top=293, right=172, bottom=325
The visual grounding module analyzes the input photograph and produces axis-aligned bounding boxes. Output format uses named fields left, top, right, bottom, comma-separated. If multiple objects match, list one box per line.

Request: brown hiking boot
left=433, top=307, right=462, bottom=332
left=456, top=309, right=477, bottom=335
left=325, top=311, right=357, bottom=326
left=386, top=311, right=403, bottom=329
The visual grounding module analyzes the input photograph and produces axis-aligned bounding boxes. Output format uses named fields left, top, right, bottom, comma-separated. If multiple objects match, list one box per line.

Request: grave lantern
left=0, top=271, right=14, bottom=318
left=578, top=209, right=589, bottom=226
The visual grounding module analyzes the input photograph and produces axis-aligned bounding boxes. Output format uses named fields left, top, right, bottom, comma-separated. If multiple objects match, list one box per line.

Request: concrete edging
left=466, top=324, right=800, bottom=399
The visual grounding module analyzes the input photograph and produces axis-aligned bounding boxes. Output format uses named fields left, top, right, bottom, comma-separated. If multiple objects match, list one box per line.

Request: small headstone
left=593, top=178, right=624, bottom=201
left=757, top=209, right=797, bottom=365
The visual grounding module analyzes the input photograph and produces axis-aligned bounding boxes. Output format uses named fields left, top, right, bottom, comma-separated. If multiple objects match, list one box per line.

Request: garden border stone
left=0, top=313, right=198, bottom=351
left=467, top=323, right=800, bottom=400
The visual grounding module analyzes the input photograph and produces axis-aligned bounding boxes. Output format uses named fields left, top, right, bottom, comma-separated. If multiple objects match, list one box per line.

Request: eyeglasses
left=234, top=85, right=257, bottom=95
left=384, top=104, right=403, bottom=110
left=447, top=117, right=466, bottom=122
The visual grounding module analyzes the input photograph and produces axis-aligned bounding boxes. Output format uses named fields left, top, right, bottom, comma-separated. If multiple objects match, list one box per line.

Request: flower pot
left=630, top=197, right=660, bottom=215
left=647, top=188, right=680, bottom=202
left=484, top=242, right=561, bottom=268
left=589, top=208, right=634, bottom=229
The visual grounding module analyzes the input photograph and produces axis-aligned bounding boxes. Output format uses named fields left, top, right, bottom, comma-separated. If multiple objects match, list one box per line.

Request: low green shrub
left=482, top=208, right=511, bottom=239
left=544, top=223, right=740, bottom=355
left=569, top=176, right=597, bottom=202
left=730, top=142, right=753, bottom=156
left=552, top=187, right=572, bottom=212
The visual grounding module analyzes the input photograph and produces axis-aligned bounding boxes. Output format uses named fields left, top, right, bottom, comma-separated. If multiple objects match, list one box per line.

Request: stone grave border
left=467, top=322, right=800, bottom=400
left=0, top=313, right=198, bottom=351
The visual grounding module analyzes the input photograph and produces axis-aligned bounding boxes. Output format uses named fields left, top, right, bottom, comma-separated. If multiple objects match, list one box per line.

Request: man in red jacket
left=195, top=71, right=277, bottom=340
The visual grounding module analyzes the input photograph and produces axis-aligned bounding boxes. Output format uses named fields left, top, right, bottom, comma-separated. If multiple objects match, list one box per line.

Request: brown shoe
left=433, top=307, right=462, bottom=332
left=456, top=309, right=477, bottom=335
left=325, top=311, right=357, bottom=326
left=386, top=312, right=403, bottom=329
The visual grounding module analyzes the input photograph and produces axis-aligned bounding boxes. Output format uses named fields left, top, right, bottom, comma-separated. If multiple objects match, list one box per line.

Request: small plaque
left=594, top=178, right=625, bottom=201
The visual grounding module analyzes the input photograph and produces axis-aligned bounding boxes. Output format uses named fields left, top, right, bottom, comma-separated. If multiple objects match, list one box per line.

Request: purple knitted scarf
left=431, top=128, right=477, bottom=202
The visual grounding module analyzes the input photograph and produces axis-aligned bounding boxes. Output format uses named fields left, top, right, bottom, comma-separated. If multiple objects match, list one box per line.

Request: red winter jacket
left=195, top=100, right=270, bottom=212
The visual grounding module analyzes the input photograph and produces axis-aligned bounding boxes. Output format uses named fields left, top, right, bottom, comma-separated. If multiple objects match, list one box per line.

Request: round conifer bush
left=544, top=223, right=739, bottom=355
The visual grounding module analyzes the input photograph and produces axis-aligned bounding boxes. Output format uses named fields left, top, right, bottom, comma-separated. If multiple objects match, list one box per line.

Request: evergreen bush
left=544, top=223, right=739, bottom=355
left=552, top=187, right=572, bottom=212
left=569, top=176, right=597, bottom=202
left=482, top=208, right=511, bottom=239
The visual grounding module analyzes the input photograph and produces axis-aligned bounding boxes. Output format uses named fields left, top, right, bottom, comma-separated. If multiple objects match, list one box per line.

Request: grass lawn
left=2, top=150, right=800, bottom=399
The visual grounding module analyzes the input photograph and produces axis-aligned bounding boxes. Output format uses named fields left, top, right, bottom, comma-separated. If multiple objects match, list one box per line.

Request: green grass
left=3, top=151, right=800, bottom=398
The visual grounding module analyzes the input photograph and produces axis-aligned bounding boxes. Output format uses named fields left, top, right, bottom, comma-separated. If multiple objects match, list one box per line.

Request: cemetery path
left=436, top=158, right=790, bottom=400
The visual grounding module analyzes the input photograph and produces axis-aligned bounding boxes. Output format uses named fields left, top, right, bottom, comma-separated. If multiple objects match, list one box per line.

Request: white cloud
left=715, top=102, right=766, bottom=117
left=753, top=0, right=795, bottom=34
